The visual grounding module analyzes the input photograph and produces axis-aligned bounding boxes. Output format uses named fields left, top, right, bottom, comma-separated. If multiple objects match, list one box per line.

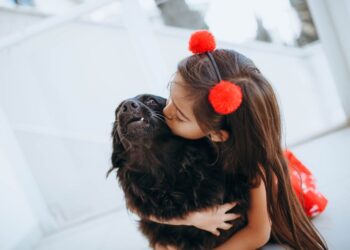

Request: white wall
left=308, top=0, right=350, bottom=118
left=0, top=7, right=46, bottom=38
left=0, top=23, right=135, bottom=228
left=0, top=107, right=42, bottom=250
left=0, top=8, right=347, bottom=235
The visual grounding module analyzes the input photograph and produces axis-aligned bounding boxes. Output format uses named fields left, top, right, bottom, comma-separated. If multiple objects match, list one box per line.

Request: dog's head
left=109, top=94, right=169, bottom=171
left=113, top=94, right=168, bottom=144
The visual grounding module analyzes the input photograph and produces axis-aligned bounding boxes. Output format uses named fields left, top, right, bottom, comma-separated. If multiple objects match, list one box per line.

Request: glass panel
left=138, top=0, right=319, bottom=47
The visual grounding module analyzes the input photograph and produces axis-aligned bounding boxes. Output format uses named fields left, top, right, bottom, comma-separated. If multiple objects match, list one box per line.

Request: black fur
left=109, top=94, right=250, bottom=250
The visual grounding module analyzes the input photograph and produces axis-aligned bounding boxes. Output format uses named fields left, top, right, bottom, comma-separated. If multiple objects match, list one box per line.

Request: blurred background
left=0, top=0, right=349, bottom=249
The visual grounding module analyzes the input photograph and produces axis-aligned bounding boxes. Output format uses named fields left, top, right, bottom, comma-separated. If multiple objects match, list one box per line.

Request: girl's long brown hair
left=176, top=49, right=327, bottom=249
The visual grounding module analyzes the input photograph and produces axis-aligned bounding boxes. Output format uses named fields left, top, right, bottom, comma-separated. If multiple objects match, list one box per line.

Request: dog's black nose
left=122, top=100, right=140, bottom=112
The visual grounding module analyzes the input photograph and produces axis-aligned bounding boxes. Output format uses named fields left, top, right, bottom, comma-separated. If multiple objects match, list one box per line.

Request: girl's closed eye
left=175, top=110, right=185, bottom=122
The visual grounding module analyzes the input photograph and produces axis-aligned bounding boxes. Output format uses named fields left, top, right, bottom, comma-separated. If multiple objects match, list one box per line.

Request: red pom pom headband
left=188, top=30, right=243, bottom=115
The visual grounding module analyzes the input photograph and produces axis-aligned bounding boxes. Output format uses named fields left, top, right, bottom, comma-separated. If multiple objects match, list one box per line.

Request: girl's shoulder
left=256, top=163, right=278, bottom=192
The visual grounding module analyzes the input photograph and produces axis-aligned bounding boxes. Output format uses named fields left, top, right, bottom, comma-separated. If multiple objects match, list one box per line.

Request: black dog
left=108, top=94, right=250, bottom=250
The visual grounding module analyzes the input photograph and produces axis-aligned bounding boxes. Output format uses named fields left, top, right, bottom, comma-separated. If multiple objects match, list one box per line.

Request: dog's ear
left=107, top=119, right=125, bottom=178
left=154, top=95, right=167, bottom=108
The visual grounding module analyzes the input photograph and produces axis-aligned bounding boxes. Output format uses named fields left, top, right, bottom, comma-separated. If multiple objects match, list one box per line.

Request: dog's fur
left=109, top=94, right=250, bottom=250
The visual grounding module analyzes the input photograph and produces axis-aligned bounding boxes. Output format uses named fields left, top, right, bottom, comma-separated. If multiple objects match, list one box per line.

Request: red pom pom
left=208, top=81, right=243, bottom=114
left=189, top=30, right=216, bottom=54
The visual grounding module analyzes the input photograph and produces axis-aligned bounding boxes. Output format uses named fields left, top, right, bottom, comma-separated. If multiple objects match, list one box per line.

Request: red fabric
left=208, top=80, right=243, bottom=114
left=188, top=30, right=216, bottom=54
left=284, top=150, right=328, bottom=218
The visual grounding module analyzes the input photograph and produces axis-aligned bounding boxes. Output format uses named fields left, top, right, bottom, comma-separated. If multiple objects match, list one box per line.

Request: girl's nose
left=163, top=100, right=175, bottom=120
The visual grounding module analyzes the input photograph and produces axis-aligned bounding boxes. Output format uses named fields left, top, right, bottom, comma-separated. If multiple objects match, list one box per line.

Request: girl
left=147, top=30, right=328, bottom=249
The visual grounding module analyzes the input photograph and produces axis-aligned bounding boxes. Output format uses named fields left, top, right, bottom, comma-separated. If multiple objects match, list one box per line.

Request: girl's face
left=163, top=73, right=207, bottom=140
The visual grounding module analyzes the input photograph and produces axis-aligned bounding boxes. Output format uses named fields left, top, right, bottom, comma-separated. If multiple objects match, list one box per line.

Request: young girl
left=145, top=30, right=328, bottom=250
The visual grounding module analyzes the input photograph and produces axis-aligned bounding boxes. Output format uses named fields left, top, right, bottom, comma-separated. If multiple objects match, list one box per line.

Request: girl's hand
left=154, top=243, right=177, bottom=250
left=146, top=202, right=240, bottom=236
left=186, top=202, right=241, bottom=236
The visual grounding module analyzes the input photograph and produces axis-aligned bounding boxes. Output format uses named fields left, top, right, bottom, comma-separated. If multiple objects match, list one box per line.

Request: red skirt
left=284, top=150, right=328, bottom=218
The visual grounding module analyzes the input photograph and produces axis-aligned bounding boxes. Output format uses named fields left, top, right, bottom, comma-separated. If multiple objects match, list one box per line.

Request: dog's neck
left=123, top=135, right=182, bottom=175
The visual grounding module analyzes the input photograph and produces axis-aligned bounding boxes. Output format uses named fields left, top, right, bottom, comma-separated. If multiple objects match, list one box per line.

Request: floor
left=35, top=127, right=350, bottom=250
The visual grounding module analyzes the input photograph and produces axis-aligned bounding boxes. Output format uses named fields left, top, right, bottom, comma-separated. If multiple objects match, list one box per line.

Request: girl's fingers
left=212, top=229, right=220, bottom=236
left=221, top=201, right=238, bottom=212
left=219, top=222, right=233, bottom=230
left=155, top=243, right=168, bottom=250
left=166, top=245, right=178, bottom=250
left=224, top=213, right=241, bottom=221
left=149, top=215, right=163, bottom=224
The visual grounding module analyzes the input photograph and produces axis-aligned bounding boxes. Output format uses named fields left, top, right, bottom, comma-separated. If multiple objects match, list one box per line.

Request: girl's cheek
left=166, top=121, right=183, bottom=136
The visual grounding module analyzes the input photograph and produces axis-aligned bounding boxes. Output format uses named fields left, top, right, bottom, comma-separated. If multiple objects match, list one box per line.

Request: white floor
left=35, top=209, right=149, bottom=250
left=35, top=127, right=350, bottom=250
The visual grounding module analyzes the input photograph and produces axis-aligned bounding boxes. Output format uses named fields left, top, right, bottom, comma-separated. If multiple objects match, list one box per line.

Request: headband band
left=206, top=52, right=222, bottom=83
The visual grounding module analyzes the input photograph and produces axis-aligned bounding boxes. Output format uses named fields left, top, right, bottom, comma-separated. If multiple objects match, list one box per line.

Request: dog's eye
left=145, top=98, right=157, bottom=106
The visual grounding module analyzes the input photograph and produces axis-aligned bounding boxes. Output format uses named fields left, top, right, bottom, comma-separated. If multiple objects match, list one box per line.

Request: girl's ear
left=208, top=130, right=229, bottom=142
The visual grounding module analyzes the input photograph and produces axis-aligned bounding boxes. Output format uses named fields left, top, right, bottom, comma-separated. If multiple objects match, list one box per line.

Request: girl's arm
left=147, top=202, right=241, bottom=236
left=214, top=178, right=272, bottom=250
left=147, top=174, right=272, bottom=250
left=140, top=171, right=272, bottom=249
